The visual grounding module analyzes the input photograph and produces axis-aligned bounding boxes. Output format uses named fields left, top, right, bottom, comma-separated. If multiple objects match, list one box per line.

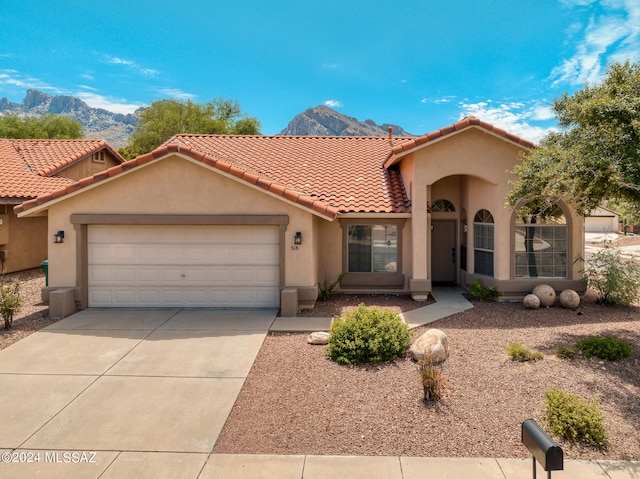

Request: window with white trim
left=515, top=203, right=567, bottom=278
left=474, top=209, right=494, bottom=276
left=347, top=224, right=398, bottom=273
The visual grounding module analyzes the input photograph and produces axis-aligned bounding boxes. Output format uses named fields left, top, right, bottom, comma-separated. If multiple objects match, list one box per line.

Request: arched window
left=515, top=202, right=567, bottom=278
left=474, top=209, right=494, bottom=276
left=432, top=199, right=455, bottom=212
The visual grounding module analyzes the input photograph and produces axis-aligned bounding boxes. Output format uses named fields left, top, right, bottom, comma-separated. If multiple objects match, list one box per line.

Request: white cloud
left=422, top=95, right=457, bottom=104
left=105, top=55, right=159, bottom=77
left=0, top=69, right=62, bottom=94
left=551, top=0, right=640, bottom=86
left=75, top=92, right=143, bottom=114
left=458, top=100, right=557, bottom=143
left=324, top=100, right=343, bottom=107
left=157, top=88, right=196, bottom=100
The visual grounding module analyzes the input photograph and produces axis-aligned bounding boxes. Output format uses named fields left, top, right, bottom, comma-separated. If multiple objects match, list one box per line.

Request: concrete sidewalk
left=1, top=452, right=638, bottom=478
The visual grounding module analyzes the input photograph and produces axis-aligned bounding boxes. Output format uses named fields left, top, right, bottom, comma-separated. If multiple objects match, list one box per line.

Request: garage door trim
left=71, top=214, right=289, bottom=309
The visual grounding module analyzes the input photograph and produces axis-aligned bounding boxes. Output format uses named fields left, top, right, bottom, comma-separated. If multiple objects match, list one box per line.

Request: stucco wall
left=55, top=151, right=122, bottom=181
left=0, top=210, right=47, bottom=273
left=43, top=154, right=322, bottom=289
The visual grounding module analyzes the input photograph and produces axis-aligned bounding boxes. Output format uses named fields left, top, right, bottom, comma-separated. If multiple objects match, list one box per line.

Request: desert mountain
left=0, top=92, right=415, bottom=148
left=279, top=105, right=414, bottom=137
left=0, top=90, right=139, bottom=148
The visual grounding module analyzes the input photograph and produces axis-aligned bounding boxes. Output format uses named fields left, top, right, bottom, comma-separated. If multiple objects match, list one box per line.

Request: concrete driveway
left=0, top=308, right=277, bottom=478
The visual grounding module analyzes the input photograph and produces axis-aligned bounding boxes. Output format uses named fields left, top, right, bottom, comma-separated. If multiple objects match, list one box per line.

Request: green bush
left=556, top=345, right=577, bottom=359
left=544, top=388, right=607, bottom=448
left=317, top=273, right=345, bottom=301
left=327, top=303, right=411, bottom=365
left=580, top=246, right=640, bottom=306
left=0, top=281, right=21, bottom=330
left=506, top=342, right=543, bottom=362
left=468, top=280, right=502, bottom=302
left=576, top=335, right=633, bottom=361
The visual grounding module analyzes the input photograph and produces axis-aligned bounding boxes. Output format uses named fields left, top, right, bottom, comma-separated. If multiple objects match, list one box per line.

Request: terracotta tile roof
left=14, top=117, right=533, bottom=219
left=1, top=139, right=123, bottom=202
left=16, top=135, right=415, bottom=219
left=384, top=116, right=535, bottom=167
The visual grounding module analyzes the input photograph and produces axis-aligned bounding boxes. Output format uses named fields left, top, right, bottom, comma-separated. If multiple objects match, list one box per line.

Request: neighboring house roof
left=14, top=117, right=535, bottom=219
left=0, top=139, right=123, bottom=203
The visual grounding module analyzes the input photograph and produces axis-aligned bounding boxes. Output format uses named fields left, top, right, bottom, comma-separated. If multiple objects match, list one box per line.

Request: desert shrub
left=468, top=280, right=502, bottom=302
left=0, top=280, right=21, bottom=330
left=556, top=345, right=577, bottom=359
left=327, top=303, right=411, bottom=365
left=580, top=246, right=640, bottom=306
left=544, top=388, right=607, bottom=448
left=576, top=335, right=633, bottom=361
left=506, top=342, right=543, bottom=362
left=417, top=354, right=447, bottom=402
left=317, top=273, right=345, bottom=301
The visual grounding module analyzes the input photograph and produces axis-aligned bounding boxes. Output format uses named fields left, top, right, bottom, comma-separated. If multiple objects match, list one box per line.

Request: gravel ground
left=215, top=291, right=640, bottom=460
left=0, top=269, right=57, bottom=350
left=2, top=269, right=639, bottom=460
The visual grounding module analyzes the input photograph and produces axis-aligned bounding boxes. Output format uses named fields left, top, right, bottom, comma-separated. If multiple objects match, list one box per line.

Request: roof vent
left=388, top=127, right=393, bottom=145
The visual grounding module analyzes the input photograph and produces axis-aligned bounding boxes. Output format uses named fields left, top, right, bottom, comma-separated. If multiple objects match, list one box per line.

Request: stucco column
left=410, top=184, right=431, bottom=299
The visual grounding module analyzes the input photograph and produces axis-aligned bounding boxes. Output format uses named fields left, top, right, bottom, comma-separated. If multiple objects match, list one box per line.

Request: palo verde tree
left=0, top=114, right=84, bottom=139
left=508, top=61, right=640, bottom=216
left=119, top=98, right=261, bottom=159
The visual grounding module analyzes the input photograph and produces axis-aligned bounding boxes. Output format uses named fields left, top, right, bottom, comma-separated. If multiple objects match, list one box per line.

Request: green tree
left=0, top=114, right=84, bottom=139
left=508, top=61, right=640, bottom=214
left=120, top=98, right=261, bottom=159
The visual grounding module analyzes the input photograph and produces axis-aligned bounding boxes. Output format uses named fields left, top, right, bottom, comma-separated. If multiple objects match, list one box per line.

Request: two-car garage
left=86, top=224, right=281, bottom=308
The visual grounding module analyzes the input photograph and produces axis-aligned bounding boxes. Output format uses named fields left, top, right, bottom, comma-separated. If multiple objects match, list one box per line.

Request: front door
left=431, top=220, right=456, bottom=284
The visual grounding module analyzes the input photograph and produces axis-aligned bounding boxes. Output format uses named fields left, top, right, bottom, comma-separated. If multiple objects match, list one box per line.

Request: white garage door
left=88, top=224, right=280, bottom=307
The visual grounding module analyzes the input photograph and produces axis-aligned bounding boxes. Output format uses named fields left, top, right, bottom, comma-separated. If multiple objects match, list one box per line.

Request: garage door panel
left=88, top=225, right=280, bottom=307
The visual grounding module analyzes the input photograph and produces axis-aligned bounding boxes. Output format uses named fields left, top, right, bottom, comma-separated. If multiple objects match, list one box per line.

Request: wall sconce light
left=464, top=224, right=468, bottom=233
left=430, top=224, right=434, bottom=231
left=54, top=230, right=65, bottom=243
left=294, top=231, right=302, bottom=245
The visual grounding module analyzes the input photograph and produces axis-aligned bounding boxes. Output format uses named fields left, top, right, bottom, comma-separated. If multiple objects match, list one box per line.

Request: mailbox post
left=521, top=419, right=563, bottom=479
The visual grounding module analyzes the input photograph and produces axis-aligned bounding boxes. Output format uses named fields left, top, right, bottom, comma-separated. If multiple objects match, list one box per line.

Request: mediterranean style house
left=15, top=117, right=585, bottom=317
left=1, top=139, right=123, bottom=273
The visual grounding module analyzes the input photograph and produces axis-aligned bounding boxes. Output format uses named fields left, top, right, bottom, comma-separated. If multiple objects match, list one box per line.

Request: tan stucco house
left=15, top=117, right=586, bottom=316
left=1, top=139, right=124, bottom=273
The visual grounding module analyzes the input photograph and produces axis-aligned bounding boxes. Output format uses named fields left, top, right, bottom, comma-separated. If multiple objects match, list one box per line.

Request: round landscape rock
left=410, top=328, right=449, bottom=363
left=559, top=289, right=580, bottom=309
left=523, top=294, right=541, bottom=310
left=532, top=284, right=556, bottom=307
left=307, top=331, right=330, bottom=345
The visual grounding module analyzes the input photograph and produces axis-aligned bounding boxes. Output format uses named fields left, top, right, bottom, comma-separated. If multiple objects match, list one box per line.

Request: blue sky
left=1, top=0, right=639, bottom=141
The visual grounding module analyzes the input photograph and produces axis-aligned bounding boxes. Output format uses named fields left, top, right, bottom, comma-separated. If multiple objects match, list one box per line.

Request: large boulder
left=307, top=331, right=330, bottom=345
left=410, top=329, right=449, bottom=363
left=559, top=289, right=580, bottom=309
left=523, top=294, right=541, bottom=309
left=532, top=284, right=556, bottom=307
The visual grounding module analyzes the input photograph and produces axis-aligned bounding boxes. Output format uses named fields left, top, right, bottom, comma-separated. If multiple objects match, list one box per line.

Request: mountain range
left=0, top=90, right=140, bottom=148
left=0, top=90, right=414, bottom=148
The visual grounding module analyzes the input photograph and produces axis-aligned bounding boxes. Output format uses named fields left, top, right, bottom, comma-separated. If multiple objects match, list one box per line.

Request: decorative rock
left=559, top=289, right=580, bottom=309
left=532, top=284, right=556, bottom=307
left=523, top=294, right=541, bottom=310
left=307, top=331, right=330, bottom=345
left=410, top=329, right=449, bottom=363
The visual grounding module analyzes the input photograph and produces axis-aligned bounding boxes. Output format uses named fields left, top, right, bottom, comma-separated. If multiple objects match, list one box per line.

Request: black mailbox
left=522, top=419, right=563, bottom=478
